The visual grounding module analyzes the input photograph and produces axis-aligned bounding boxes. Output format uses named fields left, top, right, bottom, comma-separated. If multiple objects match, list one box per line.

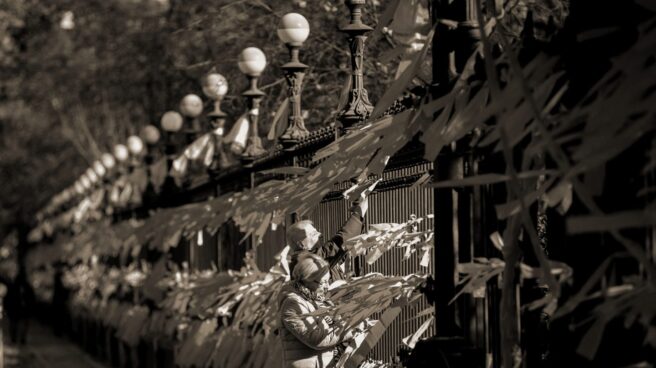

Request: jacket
left=290, top=208, right=363, bottom=281
left=278, top=283, right=348, bottom=368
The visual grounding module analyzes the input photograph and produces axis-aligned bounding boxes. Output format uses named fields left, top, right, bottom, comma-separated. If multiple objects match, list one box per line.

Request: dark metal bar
left=431, top=0, right=461, bottom=339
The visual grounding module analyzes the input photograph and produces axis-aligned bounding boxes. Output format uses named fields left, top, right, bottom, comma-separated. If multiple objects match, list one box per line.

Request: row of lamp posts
left=151, top=11, right=314, bottom=174
left=53, top=0, right=375, bottom=216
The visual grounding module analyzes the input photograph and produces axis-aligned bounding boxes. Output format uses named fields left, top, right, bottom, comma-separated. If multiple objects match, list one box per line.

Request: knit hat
left=291, top=252, right=329, bottom=283
left=287, top=220, right=320, bottom=251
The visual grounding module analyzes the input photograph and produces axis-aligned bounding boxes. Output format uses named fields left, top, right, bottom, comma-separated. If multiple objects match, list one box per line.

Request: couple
left=278, top=195, right=370, bottom=368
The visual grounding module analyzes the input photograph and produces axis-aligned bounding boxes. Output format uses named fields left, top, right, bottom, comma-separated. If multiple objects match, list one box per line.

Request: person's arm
left=314, top=197, right=368, bottom=267
left=280, top=296, right=350, bottom=350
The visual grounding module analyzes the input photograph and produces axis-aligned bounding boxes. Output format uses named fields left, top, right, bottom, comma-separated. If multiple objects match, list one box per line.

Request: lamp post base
left=241, top=136, right=267, bottom=161
left=280, top=123, right=309, bottom=149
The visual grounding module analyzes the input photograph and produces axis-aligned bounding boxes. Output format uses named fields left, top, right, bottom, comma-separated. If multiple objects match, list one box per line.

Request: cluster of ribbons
left=52, top=243, right=429, bottom=368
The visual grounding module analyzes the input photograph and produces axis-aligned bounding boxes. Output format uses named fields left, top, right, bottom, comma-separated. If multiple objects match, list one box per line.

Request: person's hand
left=353, top=319, right=371, bottom=334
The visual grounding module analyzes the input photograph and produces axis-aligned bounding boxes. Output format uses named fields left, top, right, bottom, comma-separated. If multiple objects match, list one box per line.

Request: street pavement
left=2, top=319, right=108, bottom=368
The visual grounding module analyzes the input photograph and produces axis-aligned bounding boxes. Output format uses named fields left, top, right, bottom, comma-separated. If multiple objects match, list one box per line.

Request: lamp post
left=102, top=153, right=116, bottom=172
left=86, top=168, right=99, bottom=188
left=338, top=0, right=374, bottom=130
left=113, top=144, right=129, bottom=171
left=112, top=144, right=130, bottom=213
left=126, top=135, right=147, bottom=213
left=179, top=94, right=204, bottom=145
left=111, top=144, right=130, bottom=214
left=100, top=152, right=116, bottom=186
left=202, top=73, right=230, bottom=172
left=127, top=135, right=145, bottom=171
left=61, top=189, right=73, bottom=208
left=88, top=159, right=104, bottom=198
left=92, top=160, right=106, bottom=203
left=93, top=160, right=107, bottom=181
left=74, top=180, right=85, bottom=197
left=96, top=153, right=116, bottom=214
left=140, top=125, right=161, bottom=166
left=140, top=125, right=161, bottom=209
left=238, top=47, right=268, bottom=161
left=159, top=110, right=184, bottom=204
left=277, top=12, right=310, bottom=147
left=160, top=111, right=184, bottom=170
left=80, top=174, right=92, bottom=193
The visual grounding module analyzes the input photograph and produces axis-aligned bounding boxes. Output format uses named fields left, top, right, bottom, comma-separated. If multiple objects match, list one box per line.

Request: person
left=52, top=264, right=70, bottom=336
left=278, top=252, right=357, bottom=368
left=287, top=193, right=369, bottom=281
left=5, top=266, right=34, bottom=344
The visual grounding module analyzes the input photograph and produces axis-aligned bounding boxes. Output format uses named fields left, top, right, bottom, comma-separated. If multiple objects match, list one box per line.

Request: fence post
left=430, top=0, right=460, bottom=339
left=426, top=0, right=489, bottom=366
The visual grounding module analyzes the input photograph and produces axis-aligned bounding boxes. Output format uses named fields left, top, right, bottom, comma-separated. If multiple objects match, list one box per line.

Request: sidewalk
left=2, top=319, right=108, bottom=368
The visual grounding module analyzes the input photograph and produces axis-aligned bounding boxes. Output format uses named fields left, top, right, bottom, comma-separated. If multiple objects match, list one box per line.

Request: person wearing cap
left=278, top=252, right=357, bottom=368
left=287, top=194, right=369, bottom=281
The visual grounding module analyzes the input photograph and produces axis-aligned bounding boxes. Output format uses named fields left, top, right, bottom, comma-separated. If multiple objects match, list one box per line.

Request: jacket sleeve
left=280, top=295, right=347, bottom=350
left=314, top=210, right=363, bottom=267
